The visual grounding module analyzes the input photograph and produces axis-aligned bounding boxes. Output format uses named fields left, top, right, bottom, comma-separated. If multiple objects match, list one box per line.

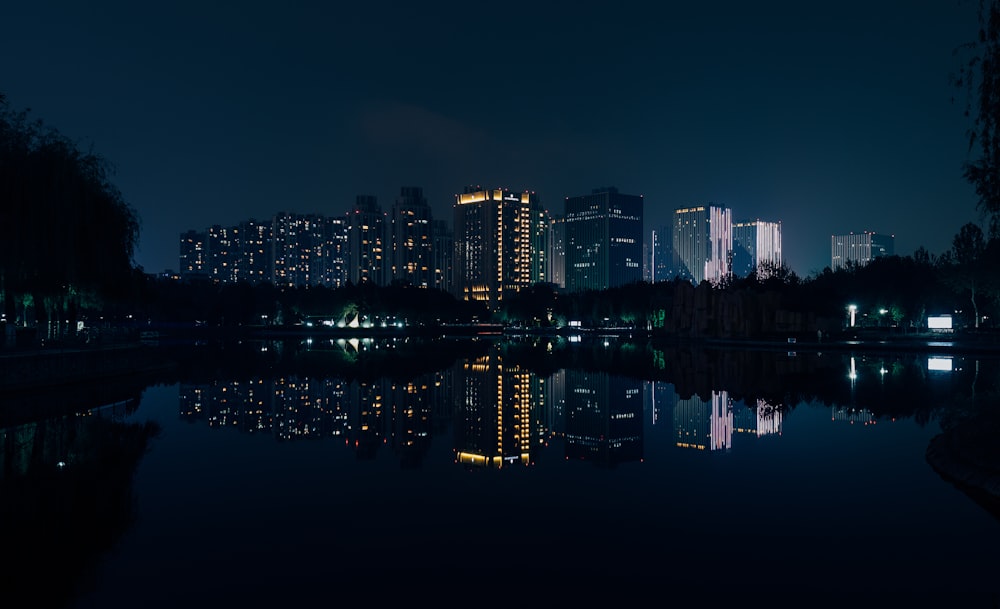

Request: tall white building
left=831, top=231, right=894, bottom=270
left=733, top=219, right=782, bottom=278
left=673, top=204, right=732, bottom=285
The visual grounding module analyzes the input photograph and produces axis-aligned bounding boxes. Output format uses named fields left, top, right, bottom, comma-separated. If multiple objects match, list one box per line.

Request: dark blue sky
left=0, top=0, right=984, bottom=277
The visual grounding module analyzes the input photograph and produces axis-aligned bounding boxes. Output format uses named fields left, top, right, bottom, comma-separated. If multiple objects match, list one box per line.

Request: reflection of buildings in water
left=733, top=399, right=783, bottom=438
left=385, top=379, right=434, bottom=468
left=347, top=380, right=383, bottom=459
left=180, top=378, right=350, bottom=441
left=563, top=370, right=643, bottom=467
left=644, top=380, right=677, bottom=427
left=453, top=355, right=548, bottom=468
left=546, top=368, right=566, bottom=436
left=178, top=372, right=444, bottom=464
left=831, top=406, right=877, bottom=426
left=675, top=390, right=732, bottom=451
left=755, top=399, right=783, bottom=436
left=709, top=391, right=733, bottom=451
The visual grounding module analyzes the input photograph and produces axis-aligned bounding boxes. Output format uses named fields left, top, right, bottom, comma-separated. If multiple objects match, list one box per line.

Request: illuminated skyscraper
left=389, top=186, right=434, bottom=287
left=431, top=219, right=453, bottom=293
left=179, top=229, right=208, bottom=281
left=563, top=187, right=643, bottom=292
left=831, top=231, right=894, bottom=270
left=732, top=218, right=782, bottom=278
left=207, top=224, right=237, bottom=284
left=650, top=224, right=678, bottom=282
left=271, top=212, right=335, bottom=288
left=452, top=186, right=545, bottom=311
left=237, top=218, right=274, bottom=285
left=346, top=195, right=387, bottom=285
left=549, top=214, right=567, bottom=289
left=672, top=204, right=732, bottom=285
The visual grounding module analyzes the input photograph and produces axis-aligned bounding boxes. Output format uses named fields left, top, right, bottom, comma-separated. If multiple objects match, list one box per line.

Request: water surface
left=4, top=337, right=998, bottom=607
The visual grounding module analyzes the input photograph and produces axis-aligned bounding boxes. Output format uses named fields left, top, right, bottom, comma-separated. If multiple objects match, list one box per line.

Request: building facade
left=831, top=231, right=894, bottom=270
left=732, top=219, right=782, bottom=278
left=179, top=229, right=209, bottom=281
left=346, top=195, right=387, bottom=285
left=649, top=224, right=678, bottom=283
left=389, top=187, right=434, bottom=287
left=431, top=219, right=453, bottom=294
left=673, top=204, right=732, bottom=285
left=452, top=186, right=545, bottom=311
left=563, top=187, right=644, bottom=292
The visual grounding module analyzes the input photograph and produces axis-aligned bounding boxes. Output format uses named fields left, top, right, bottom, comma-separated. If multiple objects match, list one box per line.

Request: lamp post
left=848, top=304, right=857, bottom=328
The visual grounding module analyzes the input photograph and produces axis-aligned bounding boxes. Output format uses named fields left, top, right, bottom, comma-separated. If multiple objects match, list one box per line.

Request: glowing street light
left=848, top=304, right=857, bottom=327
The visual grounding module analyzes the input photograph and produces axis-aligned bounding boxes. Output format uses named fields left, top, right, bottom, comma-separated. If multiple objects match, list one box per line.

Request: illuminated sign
left=928, top=357, right=953, bottom=372
left=927, top=315, right=952, bottom=330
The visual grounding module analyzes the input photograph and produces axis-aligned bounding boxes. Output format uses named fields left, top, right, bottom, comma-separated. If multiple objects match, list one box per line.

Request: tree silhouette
left=941, top=222, right=990, bottom=328
left=955, top=0, right=1000, bottom=234
left=0, top=94, right=140, bottom=332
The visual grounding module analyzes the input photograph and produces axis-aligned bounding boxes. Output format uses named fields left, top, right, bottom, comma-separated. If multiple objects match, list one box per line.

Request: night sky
left=0, top=0, right=985, bottom=278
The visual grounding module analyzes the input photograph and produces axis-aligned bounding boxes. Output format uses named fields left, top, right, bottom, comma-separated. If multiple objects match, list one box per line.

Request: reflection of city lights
left=848, top=357, right=858, bottom=380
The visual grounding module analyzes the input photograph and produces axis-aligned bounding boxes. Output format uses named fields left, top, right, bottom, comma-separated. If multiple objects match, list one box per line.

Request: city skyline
left=177, top=194, right=788, bottom=292
left=0, top=1, right=985, bottom=278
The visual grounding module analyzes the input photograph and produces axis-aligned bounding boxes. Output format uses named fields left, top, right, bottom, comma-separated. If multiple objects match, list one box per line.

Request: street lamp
left=848, top=304, right=857, bottom=328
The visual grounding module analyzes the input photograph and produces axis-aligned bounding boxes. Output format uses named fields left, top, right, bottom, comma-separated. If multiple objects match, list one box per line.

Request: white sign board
left=927, top=315, right=952, bottom=330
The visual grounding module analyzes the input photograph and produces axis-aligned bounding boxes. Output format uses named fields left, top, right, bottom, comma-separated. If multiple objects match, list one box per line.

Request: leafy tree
left=955, top=0, right=1000, bottom=234
left=941, top=222, right=990, bottom=327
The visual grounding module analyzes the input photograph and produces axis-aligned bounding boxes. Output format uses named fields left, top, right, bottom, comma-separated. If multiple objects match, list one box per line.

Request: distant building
left=271, top=212, right=339, bottom=288
left=563, top=186, right=644, bottom=292
left=389, top=187, right=434, bottom=287
left=649, top=224, right=678, bottom=283
left=237, top=218, right=274, bottom=285
left=318, top=216, right=348, bottom=287
left=732, top=219, right=782, bottom=278
left=179, top=229, right=209, bottom=282
left=549, top=214, right=567, bottom=289
left=346, top=195, right=387, bottom=285
left=207, top=224, right=237, bottom=284
left=431, top=219, right=453, bottom=293
left=673, top=204, right=732, bottom=285
left=452, top=186, right=545, bottom=311
left=831, top=231, right=894, bottom=270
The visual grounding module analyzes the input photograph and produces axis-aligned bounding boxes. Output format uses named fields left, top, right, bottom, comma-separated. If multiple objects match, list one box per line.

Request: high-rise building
left=317, top=216, right=348, bottom=288
left=563, top=187, right=644, bottom=292
left=732, top=219, right=782, bottom=278
left=548, top=215, right=567, bottom=289
left=271, top=212, right=332, bottom=288
left=207, top=224, right=237, bottom=284
left=528, top=199, right=552, bottom=287
left=452, top=186, right=544, bottom=311
left=236, top=218, right=273, bottom=285
left=389, top=187, right=434, bottom=288
left=649, top=224, right=678, bottom=283
left=179, top=229, right=209, bottom=281
left=346, top=195, right=387, bottom=285
left=431, top=219, right=453, bottom=293
left=831, top=231, right=894, bottom=270
left=673, top=204, right=733, bottom=285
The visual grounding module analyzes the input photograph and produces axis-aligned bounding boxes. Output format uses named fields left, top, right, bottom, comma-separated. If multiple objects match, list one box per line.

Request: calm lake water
left=4, top=336, right=1000, bottom=607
